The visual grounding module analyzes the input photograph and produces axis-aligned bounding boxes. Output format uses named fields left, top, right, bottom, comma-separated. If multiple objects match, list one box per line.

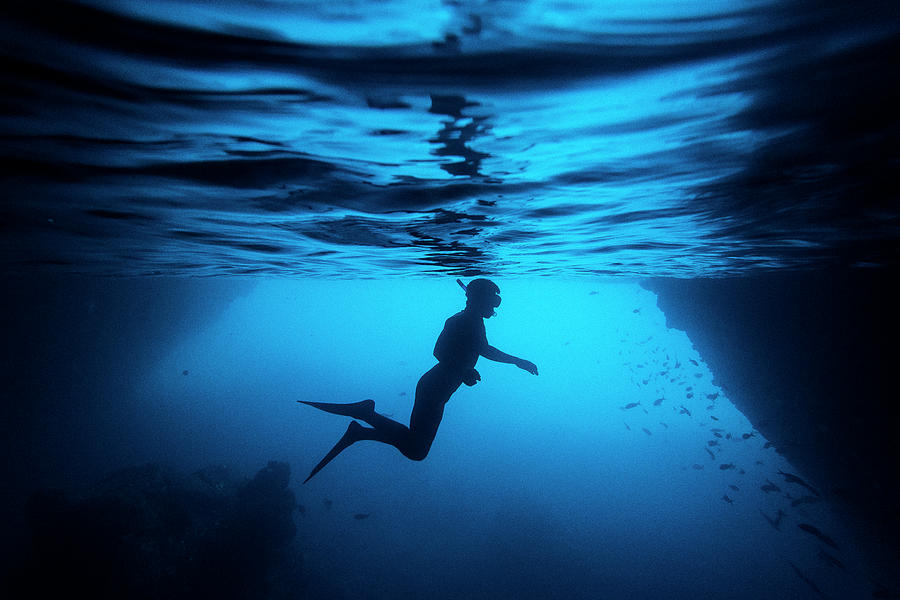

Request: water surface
left=2, top=0, right=897, bottom=276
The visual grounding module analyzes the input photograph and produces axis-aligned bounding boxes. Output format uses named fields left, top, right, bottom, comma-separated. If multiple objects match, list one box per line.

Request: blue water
left=2, top=0, right=899, bottom=598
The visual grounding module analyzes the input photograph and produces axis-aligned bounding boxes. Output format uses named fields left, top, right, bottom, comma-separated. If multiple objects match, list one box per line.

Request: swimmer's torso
left=433, top=310, right=486, bottom=374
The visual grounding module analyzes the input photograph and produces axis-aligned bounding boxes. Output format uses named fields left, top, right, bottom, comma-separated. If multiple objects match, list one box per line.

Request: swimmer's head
left=461, top=278, right=501, bottom=317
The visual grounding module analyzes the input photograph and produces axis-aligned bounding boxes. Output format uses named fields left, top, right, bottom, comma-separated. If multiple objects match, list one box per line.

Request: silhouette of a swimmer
left=299, top=278, right=538, bottom=483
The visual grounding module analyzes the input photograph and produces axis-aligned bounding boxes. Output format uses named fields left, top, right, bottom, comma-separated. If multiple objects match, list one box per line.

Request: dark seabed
left=2, top=1, right=899, bottom=598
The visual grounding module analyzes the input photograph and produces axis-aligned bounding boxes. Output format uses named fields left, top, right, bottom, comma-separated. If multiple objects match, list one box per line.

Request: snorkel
left=457, top=278, right=501, bottom=317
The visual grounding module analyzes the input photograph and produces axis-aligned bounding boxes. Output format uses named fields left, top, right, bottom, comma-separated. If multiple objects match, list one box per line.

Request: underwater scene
left=2, top=0, right=899, bottom=598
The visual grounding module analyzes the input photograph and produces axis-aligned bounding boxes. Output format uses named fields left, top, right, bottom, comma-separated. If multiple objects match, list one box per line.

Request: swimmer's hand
left=462, top=368, right=481, bottom=386
left=515, top=358, right=539, bottom=375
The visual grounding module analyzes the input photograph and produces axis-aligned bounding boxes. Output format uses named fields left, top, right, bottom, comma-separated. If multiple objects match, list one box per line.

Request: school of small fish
left=609, top=298, right=882, bottom=599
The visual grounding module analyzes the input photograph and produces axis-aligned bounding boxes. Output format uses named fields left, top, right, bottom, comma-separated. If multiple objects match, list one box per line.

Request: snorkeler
left=299, top=278, right=538, bottom=483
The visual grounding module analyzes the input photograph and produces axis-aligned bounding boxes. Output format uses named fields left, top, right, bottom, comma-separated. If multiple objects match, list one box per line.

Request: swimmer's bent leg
left=303, top=420, right=434, bottom=483
left=300, top=397, right=444, bottom=482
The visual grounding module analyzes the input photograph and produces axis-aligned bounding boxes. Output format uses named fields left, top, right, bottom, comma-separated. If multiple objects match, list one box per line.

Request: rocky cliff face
left=7, top=461, right=299, bottom=599
left=645, top=267, right=900, bottom=574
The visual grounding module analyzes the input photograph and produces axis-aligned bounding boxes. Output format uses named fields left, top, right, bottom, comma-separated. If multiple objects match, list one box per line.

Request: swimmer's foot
left=303, top=421, right=365, bottom=484
left=298, top=399, right=375, bottom=420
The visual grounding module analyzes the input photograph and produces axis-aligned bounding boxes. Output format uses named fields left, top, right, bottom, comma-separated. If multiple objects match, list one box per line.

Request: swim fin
left=297, top=399, right=374, bottom=419
left=303, top=421, right=364, bottom=484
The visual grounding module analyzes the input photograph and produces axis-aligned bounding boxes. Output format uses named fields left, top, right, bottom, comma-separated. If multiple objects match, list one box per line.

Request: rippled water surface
left=1, top=0, right=898, bottom=276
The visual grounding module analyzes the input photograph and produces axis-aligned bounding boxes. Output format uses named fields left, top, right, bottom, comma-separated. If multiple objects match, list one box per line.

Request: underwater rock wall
left=645, top=267, right=900, bottom=572
left=0, top=274, right=252, bottom=570
left=6, top=460, right=299, bottom=599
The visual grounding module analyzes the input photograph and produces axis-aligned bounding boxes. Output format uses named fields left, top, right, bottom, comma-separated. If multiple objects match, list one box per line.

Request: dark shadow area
left=4, top=460, right=300, bottom=599
left=688, top=3, right=900, bottom=268
left=0, top=274, right=252, bottom=570
left=645, top=266, right=900, bottom=575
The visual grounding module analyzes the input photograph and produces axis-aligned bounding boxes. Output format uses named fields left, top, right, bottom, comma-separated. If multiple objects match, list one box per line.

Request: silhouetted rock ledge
left=644, top=267, right=900, bottom=575
left=7, top=461, right=300, bottom=599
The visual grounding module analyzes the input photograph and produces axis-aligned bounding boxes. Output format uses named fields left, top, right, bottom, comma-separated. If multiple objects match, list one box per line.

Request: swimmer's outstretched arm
left=481, top=345, right=539, bottom=375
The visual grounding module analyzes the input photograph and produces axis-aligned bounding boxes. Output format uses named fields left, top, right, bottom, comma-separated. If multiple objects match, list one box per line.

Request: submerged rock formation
left=646, top=267, right=900, bottom=575
left=7, top=460, right=299, bottom=599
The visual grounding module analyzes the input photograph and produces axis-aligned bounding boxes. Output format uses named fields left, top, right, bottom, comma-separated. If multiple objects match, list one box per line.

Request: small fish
left=797, top=523, right=839, bottom=550
left=710, top=415, right=719, bottom=421
left=686, top=392, right=694, bottom=399
left=674, top=360, right=681, bottom=368
left=588, top=291, right=598, bottom=295
left=691, top=464, right=704, bottom=470
left=778, top=470, right=820, bottom=497
left=713, top=432, right=723, bottom=438
left=620, top=402, right=641, bottom=410
left=708, top=440, right=719, bottom=447
left=679, top=406, right=692, bottom=416
left=755, top=460, right=764, bottom=465
left=791, top=495, right=820, bottom=508
left=659, top=422, right=668, bottom=429
left=706, top=404, right=715, bottom=410
left=694, top=373, right=703, bottom=378
left=728, top=484, right=739, bottom=491
left=761, top=479, right=781, bottom=493
left=706, top=393, right=719, bottom=400
left=624, top=422, right=631, bottom=431
left=818, top=549, right=845, bottom=570
left=705, top=447, right=716, bottom=460
left=741, top=432, right=755, bottom=440
left=182, top=370, right=189, bottom=376
left=398, top=391, right=406, bottom=397
left=759, top=508, right=785, bottom=531
left=719, top=463, right=735, bottom=470
left=763, top=441, right=775, bottom=449
left=354, top=513, right=371, bottom=520
left=722, top=494, right=733, bottom=504
left=653, top=397, right=664, bottom=406
left=788, top=562, right=827, bottom=599
left=633, top=308, right=641, bottom=314
left=642, top=427, right=652, bottom=436
left=872, top=585, right=900, bottom=599
left=690, top=359, right=699, bottom=366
